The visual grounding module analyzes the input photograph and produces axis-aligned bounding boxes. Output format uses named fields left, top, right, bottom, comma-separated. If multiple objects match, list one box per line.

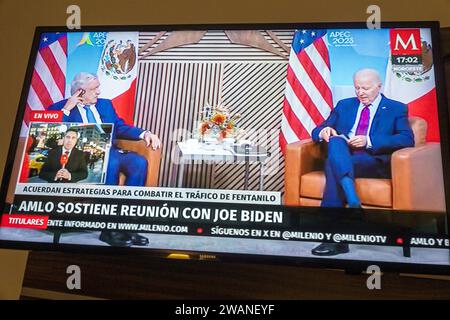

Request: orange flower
left=211, top=113, right=226, bottom=125
left=200, top=122, right=210, bottom=134
left=220, top=130, right=227, bottom=139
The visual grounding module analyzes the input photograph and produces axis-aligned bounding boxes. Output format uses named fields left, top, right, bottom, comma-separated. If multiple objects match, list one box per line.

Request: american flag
left=280, top=29, right=333, bottom=153
left=24, top=33, right=67, bottom=124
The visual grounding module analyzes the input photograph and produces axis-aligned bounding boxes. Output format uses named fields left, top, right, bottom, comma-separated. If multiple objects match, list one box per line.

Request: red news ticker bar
left=1, top=214, right=49, bottom=230
left=30, top=110, right=63, bottom=122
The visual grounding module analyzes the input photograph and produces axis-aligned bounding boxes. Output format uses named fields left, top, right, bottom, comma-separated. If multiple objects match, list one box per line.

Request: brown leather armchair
left=284, top=117, right=446, bottom=212
left=115, top=139, right=162, bottom=187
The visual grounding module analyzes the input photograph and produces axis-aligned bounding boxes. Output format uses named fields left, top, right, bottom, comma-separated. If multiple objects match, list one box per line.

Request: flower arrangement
left=198, top=102, right=243, bottom=141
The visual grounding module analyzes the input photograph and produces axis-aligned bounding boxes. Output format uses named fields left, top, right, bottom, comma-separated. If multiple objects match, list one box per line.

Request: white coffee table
left=170, top=141, right=269, bottom=190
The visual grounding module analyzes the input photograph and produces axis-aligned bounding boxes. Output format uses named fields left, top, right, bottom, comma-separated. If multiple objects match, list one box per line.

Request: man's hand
left=63, top=89, right=84, bottom=112
left=55, top=169, right=71, bottom=181
left=143, top=131, right=161, bottom=150
left=348, top=135, right=367, bottom=149
left=319, top=127, right=338, bottom=142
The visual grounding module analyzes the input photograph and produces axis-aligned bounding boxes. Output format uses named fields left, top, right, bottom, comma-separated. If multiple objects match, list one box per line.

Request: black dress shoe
left=126, top=233, right=149, bottom=246
left=99, top=231, right=133, bottom=247
left=311, top=243, right=349, bottom=256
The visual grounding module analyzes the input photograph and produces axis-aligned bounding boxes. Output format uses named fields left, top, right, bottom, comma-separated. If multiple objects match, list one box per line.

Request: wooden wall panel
left=135, top=30, right=292, bottom=191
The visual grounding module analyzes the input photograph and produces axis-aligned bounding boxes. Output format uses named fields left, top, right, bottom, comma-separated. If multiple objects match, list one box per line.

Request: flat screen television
left=1, top=22, right=449, bottom=275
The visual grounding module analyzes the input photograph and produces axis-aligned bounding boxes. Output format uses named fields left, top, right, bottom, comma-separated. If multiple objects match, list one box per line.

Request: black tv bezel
left=0, top=21, right=449, bottom=275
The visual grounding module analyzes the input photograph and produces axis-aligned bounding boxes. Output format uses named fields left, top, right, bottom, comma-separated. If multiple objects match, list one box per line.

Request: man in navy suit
left=310, top=69, right=414, bottom=256
left=48, top=72, right=161, bottom=247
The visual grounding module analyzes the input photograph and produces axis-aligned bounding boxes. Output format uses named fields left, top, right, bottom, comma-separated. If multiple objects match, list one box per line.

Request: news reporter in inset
left=48, top=72, right=161, bottom=247
left=310, top=68, right=414, bottom=257
left=39, top=128, right=88, bottom=183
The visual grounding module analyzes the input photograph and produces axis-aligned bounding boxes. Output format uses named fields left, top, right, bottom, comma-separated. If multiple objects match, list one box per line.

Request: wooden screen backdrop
left=134, top=30, right=294, bottom=191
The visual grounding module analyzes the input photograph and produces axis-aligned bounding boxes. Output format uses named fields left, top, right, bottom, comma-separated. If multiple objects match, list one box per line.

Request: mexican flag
left=96, top=32, right=139, bottom=125
left=384, top=28, right=439, bottom=142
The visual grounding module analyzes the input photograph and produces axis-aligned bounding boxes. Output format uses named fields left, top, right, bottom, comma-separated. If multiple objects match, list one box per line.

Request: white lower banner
left=14, top=183, right=281, bottom=205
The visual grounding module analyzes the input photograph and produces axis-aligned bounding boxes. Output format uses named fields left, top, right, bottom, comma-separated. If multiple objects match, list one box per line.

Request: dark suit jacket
left=39, top=147, right=88, bottom=183
left=311, top=94, right=415, bottom=163
left=48, top=98, right=144, bottom=141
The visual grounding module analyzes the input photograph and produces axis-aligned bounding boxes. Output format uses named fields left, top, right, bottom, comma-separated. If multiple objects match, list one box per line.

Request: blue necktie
left=83, top=105, right=97, bottom=123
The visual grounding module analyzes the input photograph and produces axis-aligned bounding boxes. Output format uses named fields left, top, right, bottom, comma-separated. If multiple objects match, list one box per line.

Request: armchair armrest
left=115, top=139, right=162, bottom=187
left=391, top=143, right=445, bottom=212
left=284, top=139, right=325, bottom=206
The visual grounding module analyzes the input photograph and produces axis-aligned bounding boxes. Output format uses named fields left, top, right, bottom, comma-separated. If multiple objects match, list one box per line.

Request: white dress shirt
left=63, top=103, right=148, bottom=139
left=76, top=104, right=103, bottom=124
left=61, top=146, right=72, bottom=158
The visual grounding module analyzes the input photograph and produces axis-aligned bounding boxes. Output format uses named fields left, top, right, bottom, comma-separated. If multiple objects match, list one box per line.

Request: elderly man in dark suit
left=310, top=68, right=415, bottom=256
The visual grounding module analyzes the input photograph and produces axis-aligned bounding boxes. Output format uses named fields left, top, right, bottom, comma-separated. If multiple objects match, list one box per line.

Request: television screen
left=1, top=22, right=449, bottom=274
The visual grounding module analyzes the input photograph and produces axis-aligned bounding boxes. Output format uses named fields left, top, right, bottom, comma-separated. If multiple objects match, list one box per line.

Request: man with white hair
left=48, top=72, right=161, bottom=247
left=310, top=68, right=414, bottom=256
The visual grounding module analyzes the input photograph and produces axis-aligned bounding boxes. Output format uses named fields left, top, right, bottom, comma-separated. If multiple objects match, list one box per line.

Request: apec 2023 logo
left=328, top=31, right=356, bottom=47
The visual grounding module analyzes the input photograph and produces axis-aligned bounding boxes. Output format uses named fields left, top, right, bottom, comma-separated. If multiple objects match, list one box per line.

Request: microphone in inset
left=58, top=152, right=69, bottom=181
